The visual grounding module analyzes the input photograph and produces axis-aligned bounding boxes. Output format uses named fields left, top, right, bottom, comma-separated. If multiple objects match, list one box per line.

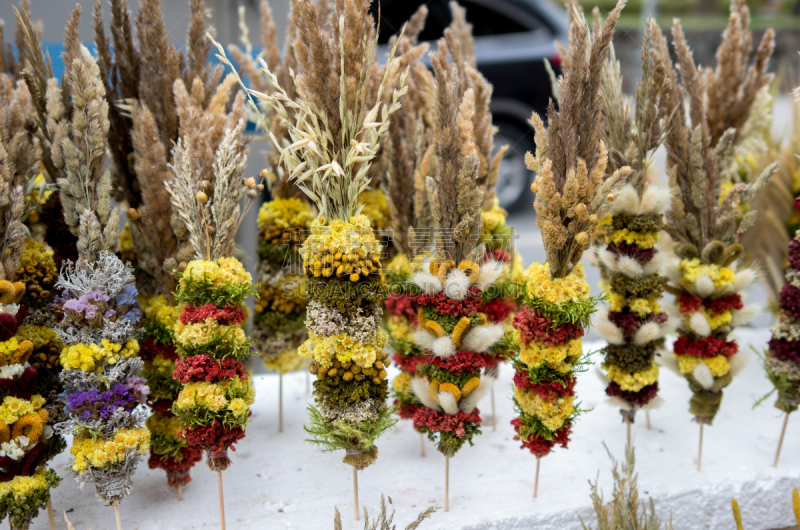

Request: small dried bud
left=260, top=168, right=270, bottom=179
left=588, top=214, right=598, bottom=224
left=199, top=180, right=212, bottom=191
left=196, top=191, right=208, bottom=203
left=576, top=232, right=589, bottom=245
left=179, top=261, right=188, bottom=272
left=256, top=184, right=265, bottom=192
left=531, top=181, right=539, bottom=193
left=244, top=177, right=256, bottom=188
left=607, top=193, right=615, bottom=202
left=246, top=189, right=259, bottom=199
left=574, top=203, right=588, bottom=221
left=207, top=226, right=217, bottom=236
left=127, top=208, right=139, bottom=221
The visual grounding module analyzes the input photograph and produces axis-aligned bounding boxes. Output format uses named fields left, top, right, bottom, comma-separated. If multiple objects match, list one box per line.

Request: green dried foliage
left=305, top=404, right=398, bottom=456
left=603, top=342, right=661, bottom=374
left=314, top=378, right=388, bottom=408
left=661, top=15, right=777, bottom=251
left=333, top=495, right=437, bottom=530
left=581, top=442, right=673, bottom=530
left=306, top=276, right=386, bottom=312
left=608, top=274, right=665, bottom=300
left=211, top=0, right=408, bottom=222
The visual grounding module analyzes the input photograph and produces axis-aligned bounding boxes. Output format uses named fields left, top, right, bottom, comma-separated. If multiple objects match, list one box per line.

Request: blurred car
left=371, top=0, right=569, bottom=211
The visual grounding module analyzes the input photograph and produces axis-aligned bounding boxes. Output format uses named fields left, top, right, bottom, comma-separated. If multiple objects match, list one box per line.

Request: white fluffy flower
left=413, top=271, right=443, bottom=294
left=444, top=269, right=471, bottom=301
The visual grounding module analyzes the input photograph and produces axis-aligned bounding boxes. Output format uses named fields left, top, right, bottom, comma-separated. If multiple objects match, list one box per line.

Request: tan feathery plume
left=527, top=0, right=630, bottom=279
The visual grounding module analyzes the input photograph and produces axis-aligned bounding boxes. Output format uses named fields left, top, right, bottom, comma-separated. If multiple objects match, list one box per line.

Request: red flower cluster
left=0, top=441, right=46, bottom=481
left=413, top=407, right=482, bottom=437
left=481, top=353, right=503, bottom=369
left=384, top=293, right=418, bottom=322
left=704, top=294, right=743, bottom=316
left=178, top=421, right=246, bottom=458
left=607, top=311, right=667, bottom=336
left=0, top=306, right=26, bottom=341
left=485, top=249, right=510, bottom=263
left=429, top=350, right=486, bottom=375
left=511, top=419, right=571, bottom=457
left=513, top=369, right=575, bottom=401
left=394, top=400, right=421, bottom=420
left=605, top=381, right=659, bottom=407
left=417, top=288, right=483, bottom=317
left=768, top=338, right=800, bottom=364
left=392, top=352, right=426, bottom=373
left=139, top=337, right=178, bottom=362
left=480, top=297, right=516, bottom=323
left=173, top=355, right=248, bottom=384
left=148, top=445, right=204, bottom=485
left=788, top=239, right=800, bottom=270
left=180, top=303, right=246, bottom=326
left=150, top=398, right=174, bottom=415
left=673, top=335, right=738, bottom=358
left=513, top=306, right=582, bottom=347
left=780, top=284, right=800, bottom=320
left=678, top=293, right=703, bottom=314
left=606, top=242, right=655, bottom=263
left=0, top=365, right=37, bottom=400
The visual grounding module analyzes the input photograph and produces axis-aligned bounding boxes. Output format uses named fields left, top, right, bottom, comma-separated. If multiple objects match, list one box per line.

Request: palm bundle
left=509, top=0, right=628, bottom=495
left=165, top=118, right=257, bottom=526
left=764, top=222, right=800, bottom=467
left=659, top=4, right=776, bottom=466
left=214, top=0, right=408, bottom=516
left=0, top=42, right=62, bottom=530
left=229, top=2, right=314, bottom=400
left=405, top=42, right=508, bottom=511
left=27, top=8, right=150, bottom=518
left=93, top=0, right=246, bottom=490
left=592, top=19, right=674, bottom=428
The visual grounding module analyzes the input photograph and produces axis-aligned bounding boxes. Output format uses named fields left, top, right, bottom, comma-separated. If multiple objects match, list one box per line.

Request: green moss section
left=177, top=330, right=254, bottom=361
left=258, top=241, right=301, bottom=268
left=417, top=364, right=478, bottom=387
left=254, top=310, right=307, bottom=335
left=305, top=404, right=397, bottom=468
left=306, top=276, right=385, bottom=312
left=143, top=371, right=182, bottom=402
left=609, top=273, right=665, bottom=300
left=174, top=272, right=256, bottom=307
left=421, top=307, right=485, bottom=335
left=143, top=320, right=174, bottom=346
left=150, top=431, right=190, bottom=461
left=610, top=214, right=664, bottom=233
left=602, top=341, right=661, bottom=373
left=419, top=418, right=482, bottom=458
left=313, top=378, right=388, bottom=408
left=524, top=294, right=601, bottom=329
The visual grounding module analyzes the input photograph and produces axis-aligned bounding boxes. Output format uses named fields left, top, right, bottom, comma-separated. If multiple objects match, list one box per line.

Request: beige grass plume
left=527, top=0, right=630, bottom=279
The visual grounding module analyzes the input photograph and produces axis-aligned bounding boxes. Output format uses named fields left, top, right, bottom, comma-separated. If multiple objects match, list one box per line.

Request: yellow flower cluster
left=517, top=331, right=582, bottom=373
left=181, top=258, right=252, bottom=291
left=481, top=201, right=507, bottom=234
left=358, top=190, right=390, bottom=230
left=302, top=216, right=382, bottom=259
left=140, top=296, right=183, bottom=330
left=385, top=253, right=418, bottom=279
left=60, top=339, right=140, bottom=372
left=146, top=413, right=181, bottom=437
left=393, top=371, right=412, bottom=393
left=174, top=379, right=254, bottom=417
left=608, top=293, right=660, bottom=317
left=0, top=338, right=33, bottom=366
left=679, top=259, right=735, bottom=287
left=174, top=319, right=247, bottom=350
left=607, top=229, right=659, bottom=249
left=71, top=428, right=150, bottom=473
left=0, top=395, right=45, bottom=425
left=263, top=348, right=306, bottom=375
left=523, top=262, right=590, bottom=305
left=0, top=466, right=50, bottom=501
left=118, top=223, right=134, bottom=254
left=604, top=363, right=659, bottom=392
left=255, top=276, right=306, bottom=314
left=678, top=354, right=731, bottom=378
left=16, top=325, right=61, bottom=351
left=145, top=354, right=175, bottom=377
left=387, top=315, right=411, bottom=342
left=513, top=387, right=575, bottom=431
left=298, top=329, right=389, bottom=369
left=257, top=197, right=315, bottom=233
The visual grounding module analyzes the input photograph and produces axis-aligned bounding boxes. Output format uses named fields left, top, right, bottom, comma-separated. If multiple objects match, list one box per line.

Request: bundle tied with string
left=660, top=4, right=776, bottom=426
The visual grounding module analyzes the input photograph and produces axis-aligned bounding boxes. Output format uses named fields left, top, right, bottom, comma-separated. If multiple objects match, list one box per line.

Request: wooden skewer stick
left=420, top=432, right=426, bottom=457
left=646, top=410, right=652, bottom=430
left=279, top=375, right=284, bottom=433
left=697, top=423, right=704, bottom=472
left=177, top=483, right=183, bottom=501
left=445, top=456, right=450, bottom=512
left=491, top=386, right=497, bottom=431
left=626, top=420, right=632, bottom=450
left=47, top=497, right=55, bottom=530
left=218, top=470, right=226, bottom=530
left=774, top=412, right=790, bottom=468
left=114, top=505, right=122, bottom=530
left=353, top=467, right=360, bottom=521
left=534, top=456, right=541, bottom=498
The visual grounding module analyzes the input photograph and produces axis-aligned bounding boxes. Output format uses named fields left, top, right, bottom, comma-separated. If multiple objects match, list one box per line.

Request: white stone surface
left=38, top=328, right=799, bottom=530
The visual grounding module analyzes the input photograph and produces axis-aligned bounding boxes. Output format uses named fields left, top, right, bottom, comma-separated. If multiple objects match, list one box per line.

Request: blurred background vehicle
left=371, top=0, right=569, bottom=212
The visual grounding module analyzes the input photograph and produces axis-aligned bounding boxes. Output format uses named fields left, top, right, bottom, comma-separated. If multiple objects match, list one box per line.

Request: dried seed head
left=607, top=193, right=615, bottom=202
left=127, top=208, right=139, bottom=221
left=576, top=232, right=589, bottom=245
left=260, top=168, right=270, bottom=179
left=207, top=226, right=217, bottom=236
left=244, top=177, right=256, bottom=188
left=246, top=189, right=259, bottom=199
left=199, top=180, right=212, bottom=191
left=196, top=191, right=209, bottom=203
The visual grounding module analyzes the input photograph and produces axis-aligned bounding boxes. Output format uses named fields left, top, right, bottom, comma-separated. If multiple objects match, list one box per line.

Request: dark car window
left=372, top=0, right=536, bottom=44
